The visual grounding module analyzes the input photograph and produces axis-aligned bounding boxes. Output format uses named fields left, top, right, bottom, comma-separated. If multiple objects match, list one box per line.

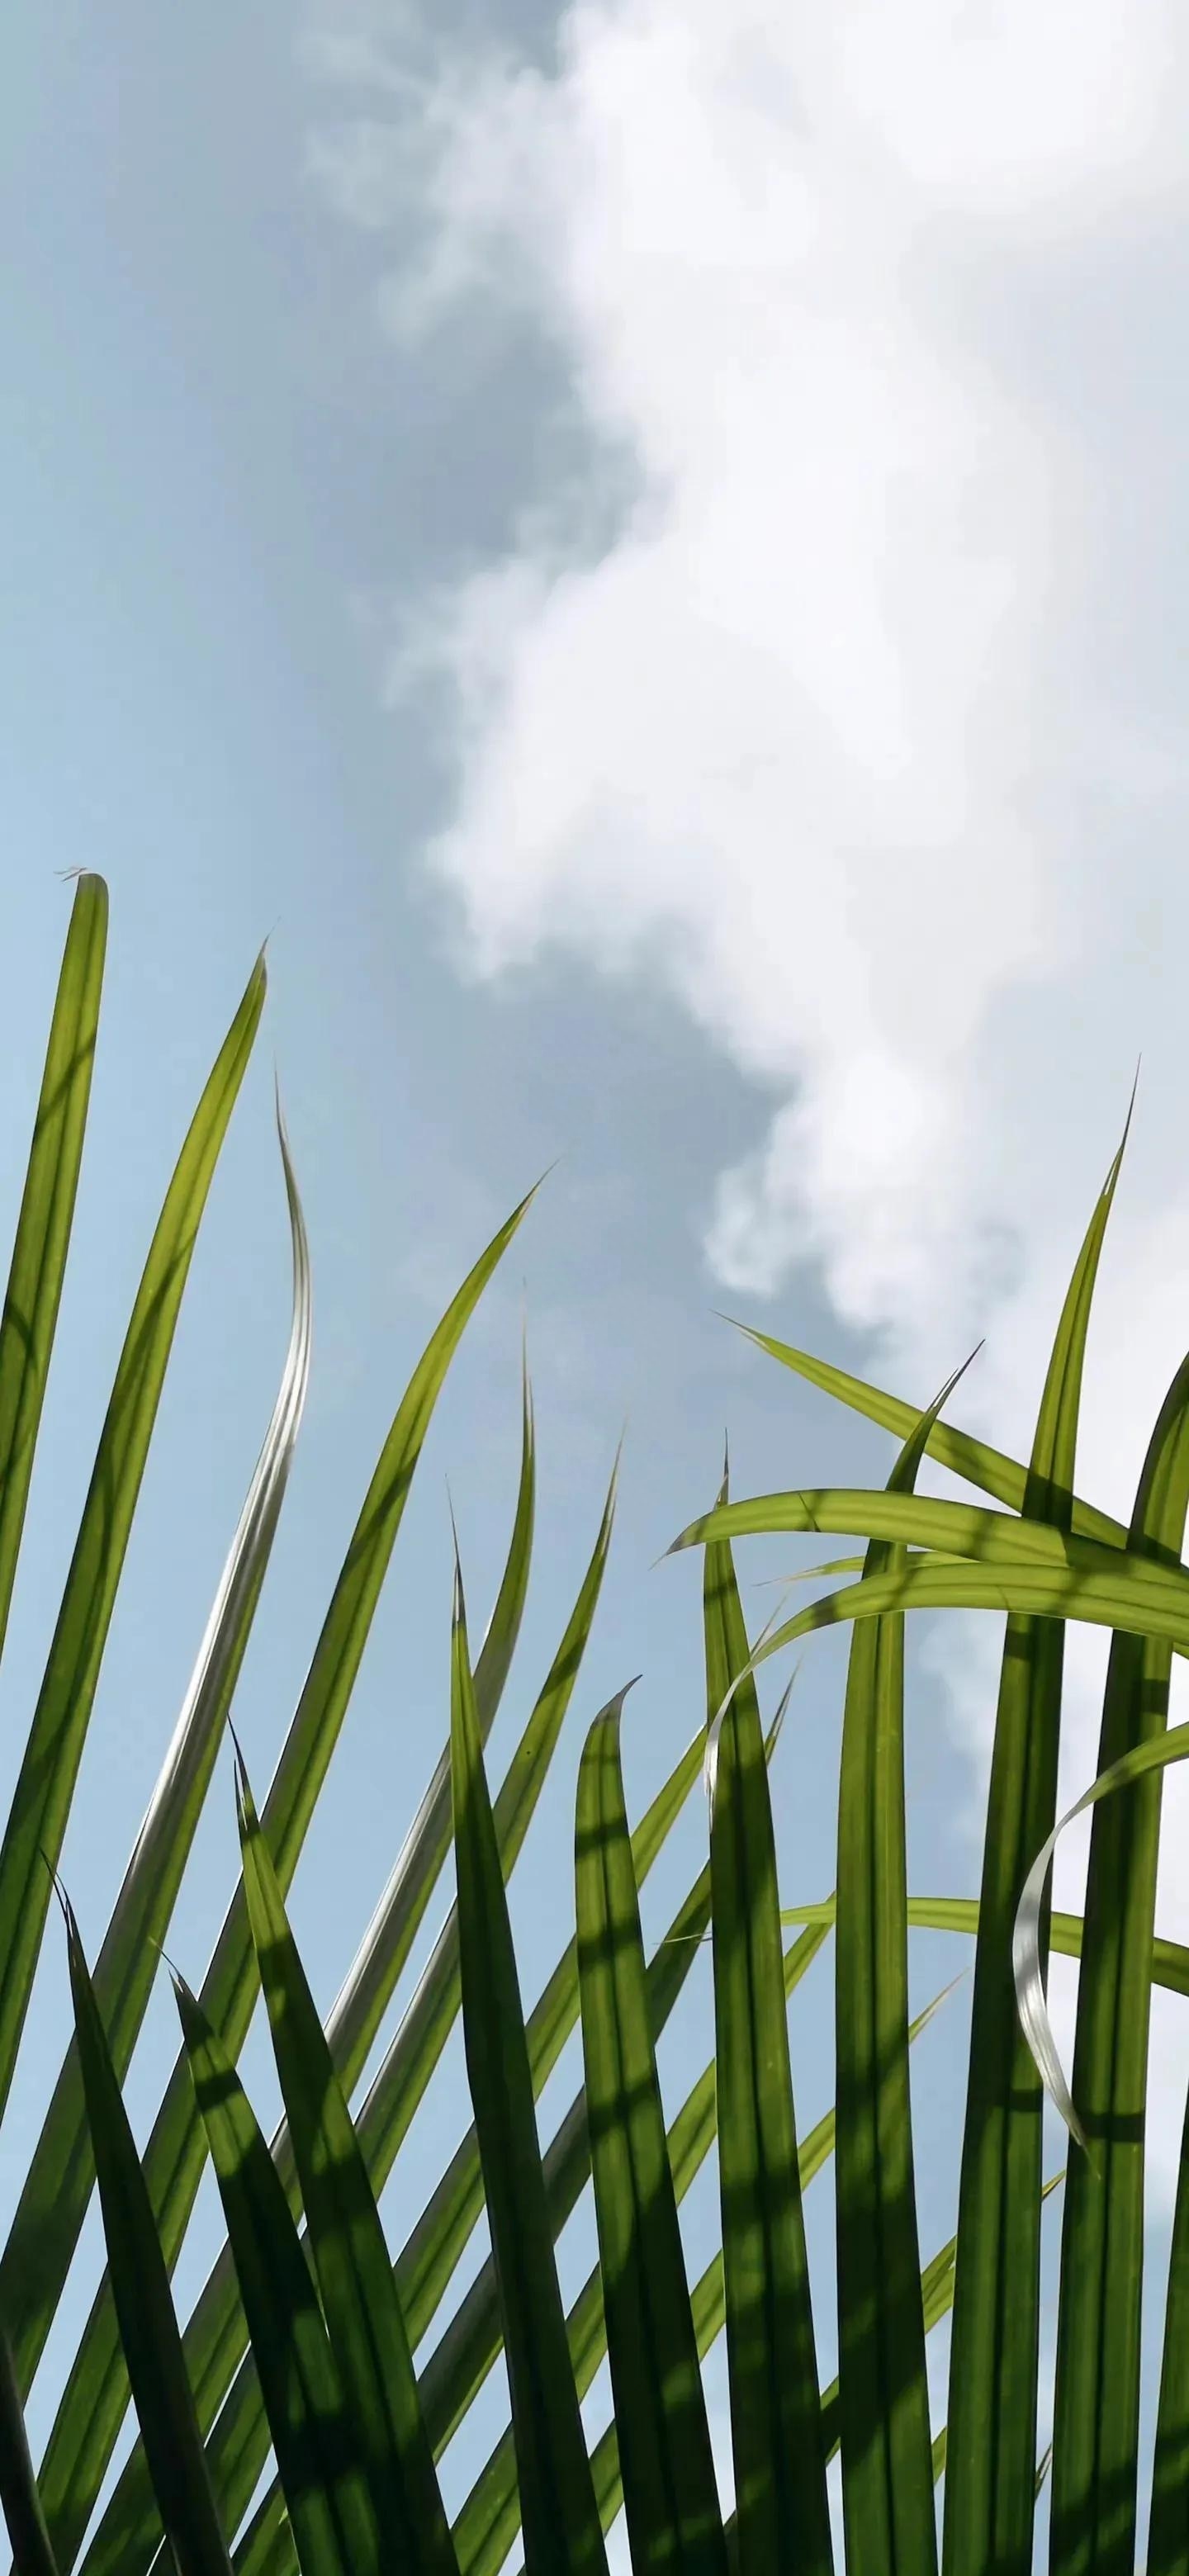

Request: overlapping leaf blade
left=62, top=1191, right=536, bottom=2576
left=1013, top=1723, right=1189, bottom=2127
left=64, top=1901, right=231, bottom=2576
left=179, top=1458, right=614, bottom=2567
left=576, top=1698, right=727, bottom=2576
left=728, top=1322, right=1125, bottom=1549
left=586, top=1982, right=960, bottom=2576
left=0, top=2328, right=59, bottom=2576
left=451, top=1915, right=836, bottom=2576
left=730, top=1549, right=1189, bottom=1667
left=704, top=1466, right=831, bottom=2576
left=831, top=1371, right=968, bottom=2576
left=777, top=1894, right=1189, bottom=2001
left=173, top=1974, right=379, bottom=2576
left=234, top=1751, right=457, bottom=2574
left=939, top=1141, right=1123, bottom=2576
left=1049, top=1344, right=1189, bottom=2576
left=0, top=945, right=266, bottom=2152
left=2, top=1087, right=311, bottom=2398
left=451, top=1557, right=607, bottom=2576
left=231, top=1741, right=732, bottom=2576
left=1149, top=2072, right=1189, bottom=2576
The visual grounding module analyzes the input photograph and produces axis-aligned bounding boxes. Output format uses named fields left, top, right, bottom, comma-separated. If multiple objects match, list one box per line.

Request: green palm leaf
left=173, top=1972, right=380, bottom=2576
left=704, top=1465, right=831, bottom=2576
left=731, top=1548, right=1189, bottom=1664
left=159, top=1461, right=615, bottom=2569
left=234, top=1750, right=457, bottom=2574
left=585, top=1982, right=963, bottom=2576
left=576, top=1697, right=727, bottom=2576
left=0, top=2327, right=59, bottom=2576
left=451, top=1552, right=608, bottom=2576
left=63, top=1192, right=535, bottom=2576
left=831, top=1371, right=969, bottom=2576
left=2, top=1085, right=310, bottom=2397
left=231, top=1731, right=736, bottom=2576
left=1149, top=2071, right=1189, bottom=2576
left=726, top=1321, right=1125, bottom=1549
left=64, top=1898, right=232, bottom=2576
left=1049, top=1341, right=1189, bottom=2576
left=0, top=870, right=107, bottom=1679
left=1013, top=1721, right=1189, bottom=2128
left=942, top=1139, right=1120, bottom=2576
left=778, top=1894, right=1189, bottom=2001
left=413, top=1754, right=717, bottom=2468
left=451, top=1915, right=836, bottom=2576
left=0, top=945, right=265, bottom=2147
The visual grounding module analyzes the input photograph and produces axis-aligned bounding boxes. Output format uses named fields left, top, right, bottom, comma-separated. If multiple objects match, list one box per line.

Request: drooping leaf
left=1014, top=1722, right=1189, bottom=2133
left=777, top=1894, right=1189, bottom=2001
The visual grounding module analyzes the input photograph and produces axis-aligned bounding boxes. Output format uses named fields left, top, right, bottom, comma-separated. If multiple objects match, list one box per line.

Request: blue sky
left=4, top=2, right=1189, bottom=2564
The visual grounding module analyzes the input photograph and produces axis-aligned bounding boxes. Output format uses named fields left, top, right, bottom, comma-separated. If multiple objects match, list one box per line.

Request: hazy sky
left=5, top=4, right=1189, bottom=2564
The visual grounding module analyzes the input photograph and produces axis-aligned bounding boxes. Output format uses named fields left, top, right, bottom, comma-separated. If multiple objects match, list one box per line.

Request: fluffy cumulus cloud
left=309, top=1, right=1189, bottom=2190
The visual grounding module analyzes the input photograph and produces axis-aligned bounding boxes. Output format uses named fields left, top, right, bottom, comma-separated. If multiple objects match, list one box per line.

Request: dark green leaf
left=452, top=1556, right=608, bottom=2576
left=235, top=1750, right=457, bottom=2575
left=64, top=1899, right=231, bottom=2576
left=576, top=1699, right=727, bottom=2576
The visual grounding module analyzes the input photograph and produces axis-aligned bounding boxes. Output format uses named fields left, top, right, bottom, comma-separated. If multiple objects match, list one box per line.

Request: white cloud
left=310, top=0, right=1189, bottom=2190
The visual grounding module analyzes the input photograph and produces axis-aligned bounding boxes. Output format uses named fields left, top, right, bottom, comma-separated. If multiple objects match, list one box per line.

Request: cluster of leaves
left=0, top=877, right=1186, bottom=2575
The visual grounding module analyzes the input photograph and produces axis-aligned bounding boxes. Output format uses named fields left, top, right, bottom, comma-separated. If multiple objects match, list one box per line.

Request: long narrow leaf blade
left=232, top=1731, right=730, bottom=2576
left=64, top=1900, right=231, bottom=2576
left=173, top=1974, right=379, bottom=2576
left=1013, top=1720, right=1189, bottom=2131
left=0, top=871, right=107, bottom=1672
left=0, top=949, right=265, bottom=2141
left=668, top=1490, right=1187, bottom=1611
left=54, top=1190, right=534, bottom=2576
left=725, top=1322, right=1125, bottom=1549
left=2, top=1087, right=311, bottom=2394
left=0, top=2328, right=59, bottom=2576
left=452, top=1556, right=607, bottom=2576
left=777, top=1894, right=1189, bottom=2001
left=1149, top=2069, right=1189, bottom=2576
left=442, top=1916, right=840, bottom=2576
left=561, top=1984, right=966, bottom=2576
left=151, top=1466, right=618, bottom=2573
left=943, top=1139, right=1124, bottom=2576
left=833, top=1372, right=968, bottom=2576
left=234, top=1751, right=457, bottom=2574
left=1049, top=1345, right=1189, bottom=2576
left=576, top=1700, right=727, bottom=2576
left=706, top=1475, right=831, bottom=2576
